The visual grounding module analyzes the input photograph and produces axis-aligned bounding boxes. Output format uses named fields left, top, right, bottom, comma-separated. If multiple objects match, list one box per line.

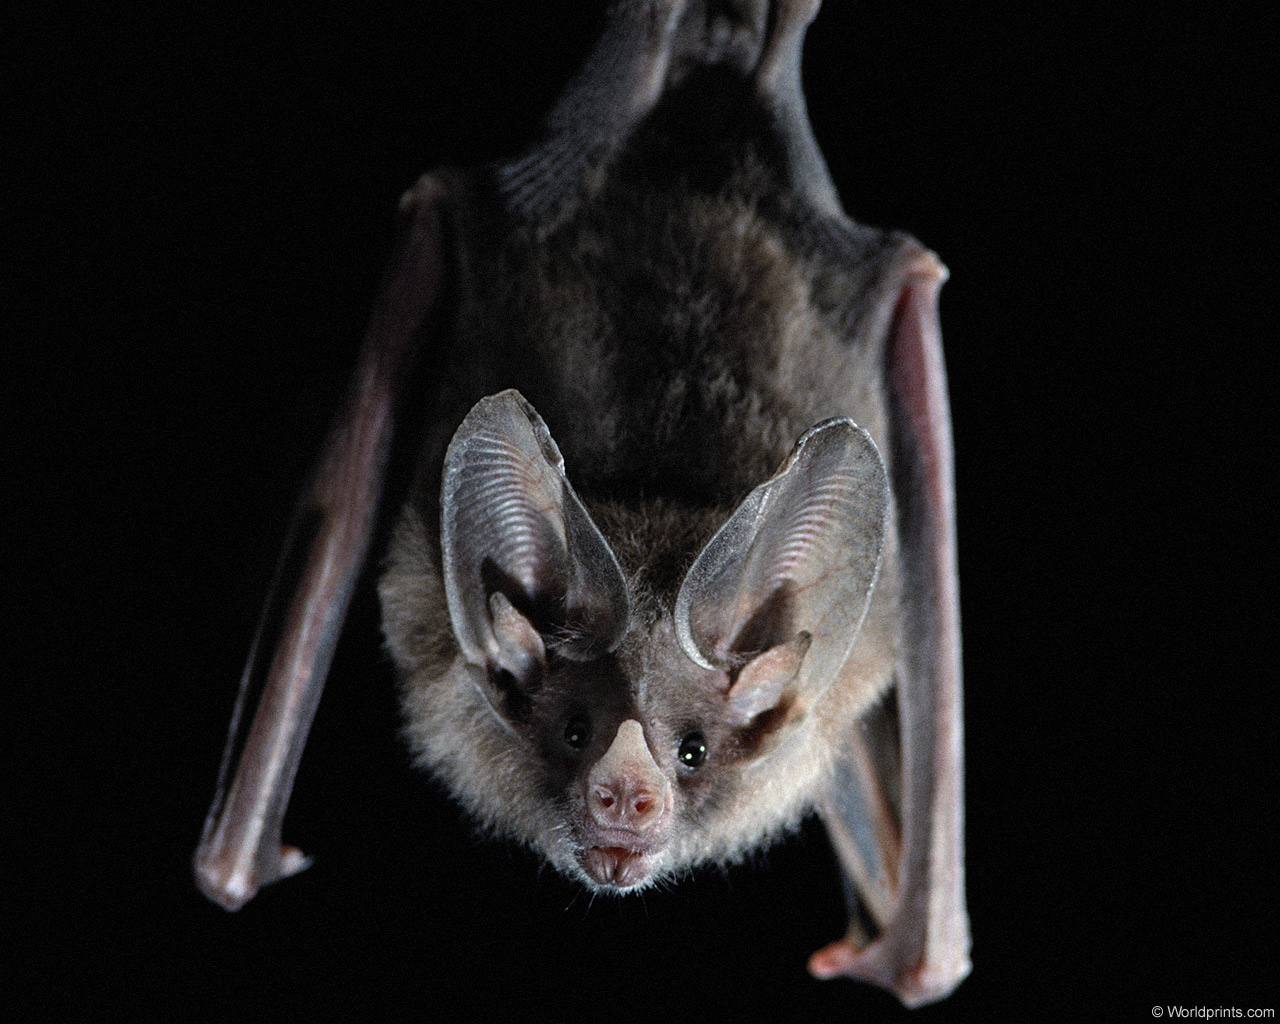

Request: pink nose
left=590, top=780, right=663, bottom=831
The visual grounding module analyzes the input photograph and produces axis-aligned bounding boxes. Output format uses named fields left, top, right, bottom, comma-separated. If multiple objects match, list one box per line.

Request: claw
left=808, top=934, right=971, bottom=1009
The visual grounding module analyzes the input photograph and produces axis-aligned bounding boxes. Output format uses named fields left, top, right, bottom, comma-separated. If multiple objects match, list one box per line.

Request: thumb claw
left=807, top=938, right=861, bottom=980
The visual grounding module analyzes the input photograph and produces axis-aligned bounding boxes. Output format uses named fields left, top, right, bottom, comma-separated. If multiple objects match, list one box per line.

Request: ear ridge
left=442, top=389, right=630, bottom=673
left=675, top=417, right=889, bottom=699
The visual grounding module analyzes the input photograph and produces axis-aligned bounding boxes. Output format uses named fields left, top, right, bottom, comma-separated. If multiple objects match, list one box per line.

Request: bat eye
left=677, top=732, right=707, bottom=769
left=563, top=717, right=591, bottom=751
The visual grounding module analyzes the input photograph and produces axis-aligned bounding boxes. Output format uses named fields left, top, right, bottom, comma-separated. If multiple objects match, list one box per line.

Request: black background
left=11, top=2, right=1273, bottom=1020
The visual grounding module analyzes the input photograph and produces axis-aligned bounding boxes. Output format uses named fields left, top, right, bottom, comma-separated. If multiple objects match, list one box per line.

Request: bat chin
left=578, top=845, right=657, bottom=890
left=576, top=834, right=680, bottom=890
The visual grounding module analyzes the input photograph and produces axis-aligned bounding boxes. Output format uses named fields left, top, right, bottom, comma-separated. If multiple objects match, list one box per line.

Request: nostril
left=592, top=782, right=664, bottom=829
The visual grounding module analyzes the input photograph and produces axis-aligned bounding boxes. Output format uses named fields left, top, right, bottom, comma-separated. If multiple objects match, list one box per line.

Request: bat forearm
left=194, top=190, right=446, bottom=909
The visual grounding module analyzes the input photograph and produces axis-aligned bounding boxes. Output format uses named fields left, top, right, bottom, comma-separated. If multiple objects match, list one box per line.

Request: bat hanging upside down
left=194, top=0, right=970, bottom=1007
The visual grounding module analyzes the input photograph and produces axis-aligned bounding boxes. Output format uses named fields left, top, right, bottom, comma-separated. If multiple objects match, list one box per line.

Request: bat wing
left=193, top=177, right=450, bottom=910
left=718, top=0, right=970, bottom=1004
left=809, top=255, right=971, bottom=1006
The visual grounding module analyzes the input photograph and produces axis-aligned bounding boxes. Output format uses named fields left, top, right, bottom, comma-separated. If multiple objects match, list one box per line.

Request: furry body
left=380, top=143, right=915, bottom=889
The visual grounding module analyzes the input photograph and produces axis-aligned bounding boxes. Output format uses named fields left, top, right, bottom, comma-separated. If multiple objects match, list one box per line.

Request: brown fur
left=379, top=155, right=911, bottom=887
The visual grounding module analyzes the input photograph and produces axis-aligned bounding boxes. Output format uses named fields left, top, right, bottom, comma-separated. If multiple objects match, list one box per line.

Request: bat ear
left=675, top=418, right=889, bottom=748
left=441, top=390, right=630, bottom=697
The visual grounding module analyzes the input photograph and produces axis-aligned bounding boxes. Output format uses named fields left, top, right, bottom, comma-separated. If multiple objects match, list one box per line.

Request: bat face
left=197, top=0, right=969, bottom=1006
left=384, top=395, right=894, bottom=894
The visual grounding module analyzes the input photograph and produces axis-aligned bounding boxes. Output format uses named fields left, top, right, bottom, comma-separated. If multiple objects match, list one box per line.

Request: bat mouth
left=579, top=846, right=654, bottom=889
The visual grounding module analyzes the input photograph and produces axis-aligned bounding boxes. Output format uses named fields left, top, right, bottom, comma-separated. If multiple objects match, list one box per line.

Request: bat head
left=384, top=389, right=889, bottom=892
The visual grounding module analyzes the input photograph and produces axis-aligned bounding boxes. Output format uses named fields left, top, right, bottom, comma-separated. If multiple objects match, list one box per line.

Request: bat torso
left=440, top=147, right=914, bottom=507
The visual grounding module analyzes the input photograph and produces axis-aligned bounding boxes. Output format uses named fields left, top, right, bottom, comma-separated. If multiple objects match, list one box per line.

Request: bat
left=194, top=0, right=970, bottom=1007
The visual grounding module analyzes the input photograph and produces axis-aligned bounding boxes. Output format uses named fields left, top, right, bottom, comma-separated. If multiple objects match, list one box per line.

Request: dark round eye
left=564, top=717, right=591, bottom=751
left=677, top=731, right=707, bottom=769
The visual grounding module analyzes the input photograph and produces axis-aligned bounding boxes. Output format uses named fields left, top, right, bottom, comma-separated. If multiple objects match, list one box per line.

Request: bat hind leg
left=752, top=0, right=841, bottom=216
left=496, top=0, right=688, bottom=226
left=498, top=1, right=839, bottom=225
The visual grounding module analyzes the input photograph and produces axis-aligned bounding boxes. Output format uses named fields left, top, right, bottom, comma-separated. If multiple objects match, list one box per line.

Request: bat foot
left=807, top=937, right=970, bottom=1008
